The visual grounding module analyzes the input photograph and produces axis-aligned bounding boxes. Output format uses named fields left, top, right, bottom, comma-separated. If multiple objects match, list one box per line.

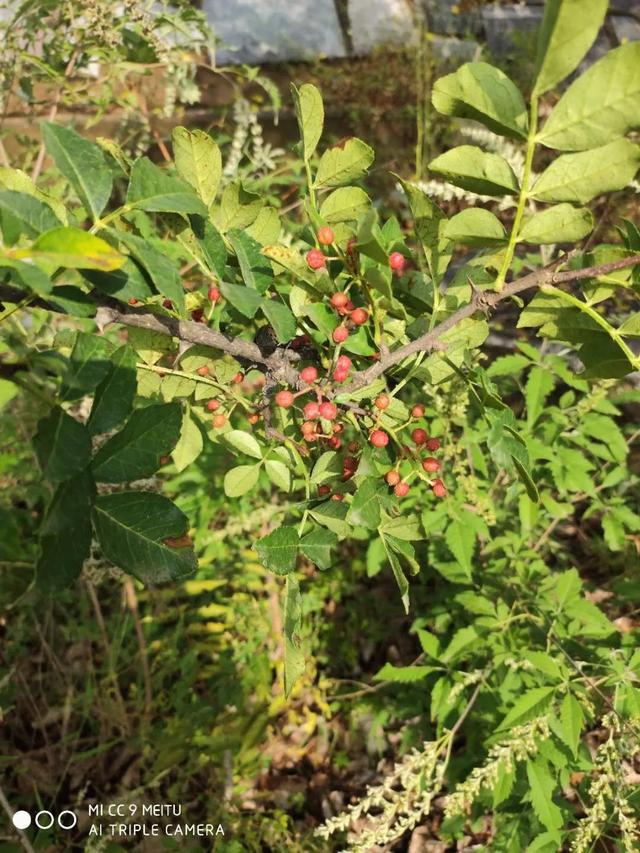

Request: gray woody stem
left=1, top=253, right=639, bottom=392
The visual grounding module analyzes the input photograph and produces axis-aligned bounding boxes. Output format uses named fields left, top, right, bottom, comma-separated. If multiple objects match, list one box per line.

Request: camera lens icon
left=12, top=809, right=78, bottom=831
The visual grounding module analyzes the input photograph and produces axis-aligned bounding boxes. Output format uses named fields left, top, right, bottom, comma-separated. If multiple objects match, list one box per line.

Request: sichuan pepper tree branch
left=338, top=253, right=640, bottom=395
left=1, top=252, right=639, bottom=395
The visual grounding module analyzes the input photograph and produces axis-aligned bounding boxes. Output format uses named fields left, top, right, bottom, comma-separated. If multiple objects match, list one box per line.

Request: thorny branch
left=1, top=253, right=639, bottom=398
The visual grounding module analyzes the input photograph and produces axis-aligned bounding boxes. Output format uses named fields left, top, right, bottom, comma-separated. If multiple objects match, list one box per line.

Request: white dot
left=12, top=810, right=31, bottom=830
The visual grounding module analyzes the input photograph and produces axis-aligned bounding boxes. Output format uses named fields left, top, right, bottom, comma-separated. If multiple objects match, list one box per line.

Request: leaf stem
left=495, top=96, right=539, bottom=291
left=542, top=285, right=640, bottom=369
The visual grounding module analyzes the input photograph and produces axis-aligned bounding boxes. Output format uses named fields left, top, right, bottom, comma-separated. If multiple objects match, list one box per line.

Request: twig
left=0, top=254, right=638, bottom=401
left=339, top=253, right=640, bottom=395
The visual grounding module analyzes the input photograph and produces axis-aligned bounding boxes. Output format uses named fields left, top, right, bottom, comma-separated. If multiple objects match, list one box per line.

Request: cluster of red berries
left=378, top=404, right=446, bottom=499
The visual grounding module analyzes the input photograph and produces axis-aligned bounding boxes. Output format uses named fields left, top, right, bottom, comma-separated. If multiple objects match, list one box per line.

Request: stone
left=348, top=0, right=416, bottom=55
left=421, top=0, right=482, bottom=38
left=611, top=14, right=640, bottom=42
left=611, top=0, right=640, bottom=12
left=482, top=5, right=543, bottom=57
left=203, top=0, right=347, bottom=65
left=430, top=34, right=479, bottom=67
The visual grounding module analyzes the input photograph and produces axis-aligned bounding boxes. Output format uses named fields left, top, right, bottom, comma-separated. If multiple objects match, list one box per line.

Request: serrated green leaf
left=91, top=402, right=182, bottom=482
left=0, top=190, right=61, bottom=242
left=538, top=42, right=640, bottom=151
left=498, top=687, right=555, bottom=731
left=429, top=145, right=519, bottom=196
left=299, top=527, right=337, bottom=570
left=526, top=760, right=563, bottom=833
left=530, top=139, right=640, bottom=204
left=559, top=692, right=584, bottom=758
left=256, top=525, right=299, bottom=575
left=348, top=479, right=381, bottom=529
left=445, top=516, right=476, bottom=577
left=88, top=345, right=137, bottom=435
left=36, top=470, right=95, bottom=593
left=42, top=122, right=112, bottom=220
left=519, top=204, right=594, bottom=245
left=310, top=451, right=342, bottom=485
left=228, top=229, right=273, bottom=294
left=189, top=215, right=227, bottom=277
left=111, top=229, right=184, bottom=312
left=309, top=499, right=349, bottom=537
left=172, top=127, right=221, bottom=207
left=34, top=407, right=92, bottom=483
left=373, top=663, right=434, bottom=683
left=432, top=62, right=528, bottom=139
left=283, top=574, right=305, bottom=696
left=223, top=463, right=261, bottom=497
left=19, top=227, right=125, bottom=271
left=533, top=0, right=608, bottom=96
left=60, top=332, right=112, bottom=401
left=127, top=157, right=207, bottom=215
left=261, top=298, right=297, bottom=343
left=379, top=515, right=424, bottom=541
left=292, top=83, right=324, bottom=161
left=219, top=281, right=263, bottom=318
left=319, top=186, right=371, bottom=222
left=314, top=138, right=374, bottom=188
left=224, top=429, right=262, bottom=460
left=525, top=366, right=555, bottom=428
left=92, top=491, right=197, bottom=583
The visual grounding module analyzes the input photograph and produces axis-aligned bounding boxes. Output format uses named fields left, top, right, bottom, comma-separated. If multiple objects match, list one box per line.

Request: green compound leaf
left=92, top=491, right=197, bottom=583
left=60, top=331, right=112, bottom=401
left=255, top=525, right=300, bottom=575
